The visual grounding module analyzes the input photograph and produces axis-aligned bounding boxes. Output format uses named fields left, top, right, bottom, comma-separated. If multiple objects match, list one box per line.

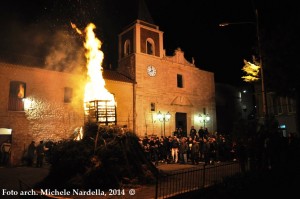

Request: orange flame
left=73, top=23, right=115, bottom=110
left=17, top=83, right=25, bottom=98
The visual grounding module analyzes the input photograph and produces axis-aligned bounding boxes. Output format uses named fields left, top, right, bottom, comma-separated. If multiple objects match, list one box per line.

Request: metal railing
left=155, top=162, right=243, bottom=198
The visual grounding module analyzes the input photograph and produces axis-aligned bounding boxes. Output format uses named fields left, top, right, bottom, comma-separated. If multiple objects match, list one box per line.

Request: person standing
left=27, top=141, right=36, bottom=166
left=191, top=139, right=200, bottom=165
left=178, top=137, right=188, bottom=164
left=236, top=139, right=247, bottom=173
left=190, top=126, right=197, bottom=139
left=1, top=139, right=11, bottom=166
left=36, top=140, right=47, bottom=168
left=187, top=137, right=193, bottom=162
left=203, top=138, right=211, bottom=165
left=171, top=136, right=179, bottom=163
left=198, top=127, right=205, bottom=139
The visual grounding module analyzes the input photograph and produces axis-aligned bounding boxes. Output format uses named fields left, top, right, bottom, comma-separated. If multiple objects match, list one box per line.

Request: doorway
left=175, top=112, right=187, bottom=137
left=0, top=128, right=12, bottom=144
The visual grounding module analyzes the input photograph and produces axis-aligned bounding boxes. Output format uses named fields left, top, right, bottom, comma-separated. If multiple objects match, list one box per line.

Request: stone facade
left=0, top=63, right=84, bottom=165
left=0, top=63, right=134, bottom=166
left=133, top=50, right=215, bottom=137
left=118, top=20, right=216, bottom=137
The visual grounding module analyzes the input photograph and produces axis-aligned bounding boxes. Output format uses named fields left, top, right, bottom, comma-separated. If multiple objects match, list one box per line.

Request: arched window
left=146, top=38, right=155, bottom=55
left=124, top=39, right=131, bottom=56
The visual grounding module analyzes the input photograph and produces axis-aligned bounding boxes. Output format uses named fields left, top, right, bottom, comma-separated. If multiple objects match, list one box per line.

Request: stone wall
left=0, top=63, right=85, bottom=166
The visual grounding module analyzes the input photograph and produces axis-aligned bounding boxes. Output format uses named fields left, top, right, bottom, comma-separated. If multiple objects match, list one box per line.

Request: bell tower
left=117, top=0, right=164, bottom=80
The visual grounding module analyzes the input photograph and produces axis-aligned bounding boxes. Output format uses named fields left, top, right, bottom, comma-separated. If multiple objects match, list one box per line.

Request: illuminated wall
left=0, top=63, right=83, bottom=165
left=0, top=62, right=134, bottom=166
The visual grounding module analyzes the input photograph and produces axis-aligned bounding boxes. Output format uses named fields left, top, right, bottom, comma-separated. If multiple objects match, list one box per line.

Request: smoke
left=0, top=0, right=134, bottom=71
left=0, top=17, right=86, bottom=73
left=44, top=29, right=86, bottom=73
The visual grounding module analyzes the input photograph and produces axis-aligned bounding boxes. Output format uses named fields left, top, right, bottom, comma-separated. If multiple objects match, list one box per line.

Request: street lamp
left=157, top=111, right=171, bottom=137
left=198, top=113, right=210, bottom=128
left=219, top=9, right=268, bottom=122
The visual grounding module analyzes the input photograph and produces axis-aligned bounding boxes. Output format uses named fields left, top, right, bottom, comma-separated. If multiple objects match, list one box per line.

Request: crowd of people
left=139, top=125, right=299, bottom=171
left=1, top=124, right=298, bottom=171
left=139, top=126, right=236, bottom=166
left=0, top=139, right=54, bottom=167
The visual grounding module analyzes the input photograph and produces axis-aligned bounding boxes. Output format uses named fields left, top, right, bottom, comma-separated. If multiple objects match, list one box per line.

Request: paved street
left=0, top=165, right=50, bottom=199
left=0, top=163, right=201, bottom=199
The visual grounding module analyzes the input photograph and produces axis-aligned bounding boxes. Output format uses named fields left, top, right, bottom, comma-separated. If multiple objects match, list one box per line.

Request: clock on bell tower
left=117, top=18, right=164, bottom=81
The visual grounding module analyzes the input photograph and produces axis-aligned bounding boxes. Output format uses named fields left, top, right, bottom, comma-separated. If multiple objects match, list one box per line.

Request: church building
left=0, top=3, right=216, bottom=166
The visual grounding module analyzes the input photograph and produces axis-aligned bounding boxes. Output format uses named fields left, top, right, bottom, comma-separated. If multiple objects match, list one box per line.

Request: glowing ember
left=72, top=23, right=115, bottom=110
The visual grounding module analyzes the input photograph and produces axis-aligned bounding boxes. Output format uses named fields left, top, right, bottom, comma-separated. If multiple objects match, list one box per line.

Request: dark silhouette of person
left=190, top=126, right=197, bottom=139
left=236, top=139, right=247, bottom=173
left=27, top=141, right=36, bottom=166
left=36, top=140, right=47, bottom=168
left=1, top=139, right=11, bottom=166
left=198, top=127, right=205, bottom=139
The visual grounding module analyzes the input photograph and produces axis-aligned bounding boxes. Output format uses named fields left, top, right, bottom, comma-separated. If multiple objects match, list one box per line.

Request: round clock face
left=147, top=65, right=157, bottom=77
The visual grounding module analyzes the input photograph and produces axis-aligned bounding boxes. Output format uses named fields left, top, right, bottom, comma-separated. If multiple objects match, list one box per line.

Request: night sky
left=0, top=0, right=296, bottom=86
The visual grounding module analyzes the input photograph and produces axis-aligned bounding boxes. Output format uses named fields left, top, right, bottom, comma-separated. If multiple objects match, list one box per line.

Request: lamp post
left=198, top=113, right=210, bottom=128
left=157, top=111, right=171, bottom=137
left=219, top=9, right=268, bottom=122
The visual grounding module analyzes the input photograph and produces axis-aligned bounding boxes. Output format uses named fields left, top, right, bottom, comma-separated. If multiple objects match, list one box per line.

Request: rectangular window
left=177, top=74, right=183, bottom=88
left=8, top=81, right=26, bottom=111
left=151, top=103, right=155, bottom=111
left=64, top=87, right=73, bottom=103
